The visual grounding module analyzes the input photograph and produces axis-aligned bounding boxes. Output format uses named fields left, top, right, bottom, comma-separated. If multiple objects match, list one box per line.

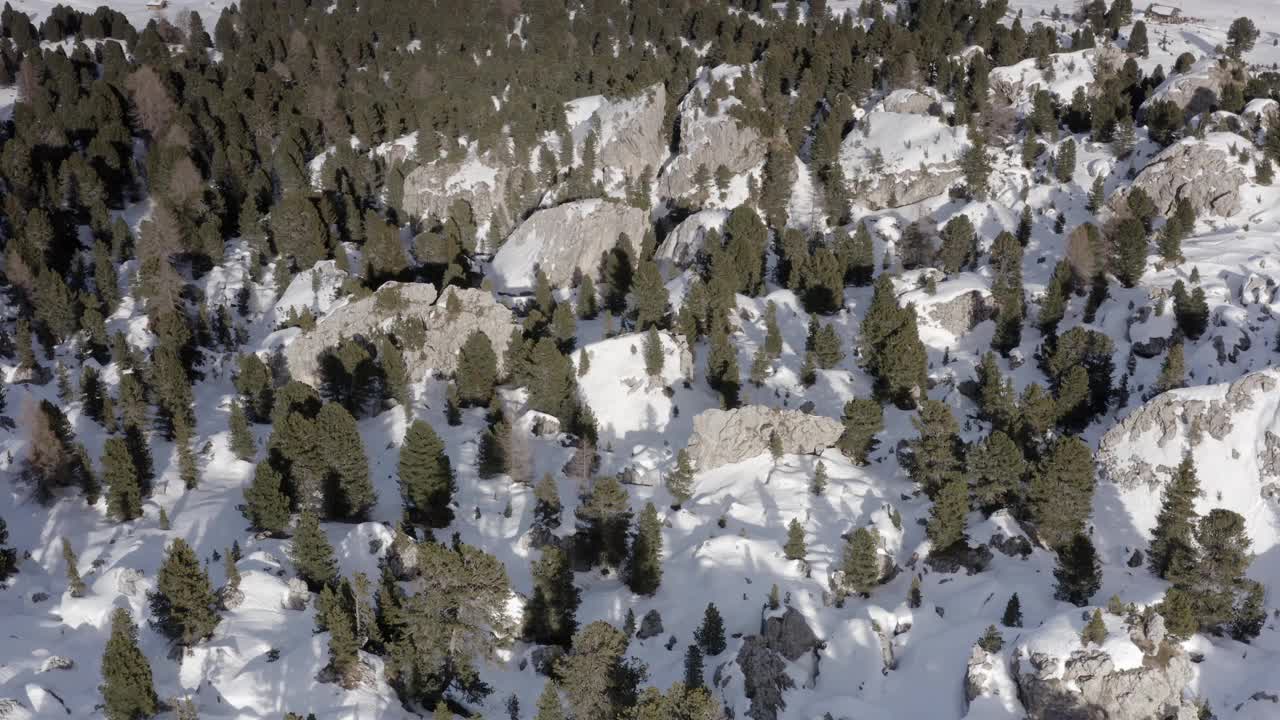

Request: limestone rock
left=116, top=568, right=144, bottom=597
left=491, top=199, right=649, bottom=292
left=964, top=646, right=997, bottom=706
left=1143, top=59, right=1242, bottom=118
left=655, top=209, right=728, bottom=269
left=879, top=88, right=937, bottom=115
left=219, top=586, right=246, bottom=611
left=402, top=148, right=532, bottom=245
left=0, top=698, right=31, bottom=720
left=839, top=111, right=968, bottom=209
left=387, top=529, right=421, bottom=580
left=637, top=609, right=664, bottom=640
left=579, top=83, right=668, bottom=184
left=38, top=657, right=74, bottom=673
left=686, top=406, right=844, bottom=471
left=1116, top=138, right=1247, bottom=218
left=736, top=636, right=794, bottom=720
left=283, top=578, right=310, bottom=611
left=283, top=283, right=515, bottom=387
left=925, top=289, right=994, bottom=337
left=659, top=65, right=768, bottom=202
left=761, top=607, right=820, bottom=662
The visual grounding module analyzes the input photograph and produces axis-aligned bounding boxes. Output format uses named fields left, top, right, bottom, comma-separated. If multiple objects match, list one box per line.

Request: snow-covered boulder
left=282, top=282, right=515, bottom=386
left=1013, top=642, right=1196, bottom=720
left=1243, top=98, right=1278, bottom=130
left=686, top=406, right=844, bottom=471
left=655, top=209, right=728, bottom=269
left=403, top=147, right=530, bottom=242
left=282, top=577, right=310, bottom=610
left=903, top=274, right=994, bottom=337
left=1143, top=58, right=1243, bottom=118
left=839, top=111, right=968, bottom=209
left=1116, top=137, right=1247, bottom=218
left=878, top=88, right=937, bottom=115
left=659, top=64, right=768, bottom=201
left=491, top=199, right=649, bottom=292
left=567, top=83, right=668, bottom=185
left=990, top=46, right=1125, bottom=110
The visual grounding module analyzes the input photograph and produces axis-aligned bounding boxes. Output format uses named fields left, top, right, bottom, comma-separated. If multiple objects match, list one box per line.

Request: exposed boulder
left=1013, top=644, right=1197, bottom=720
left=386, top=528, right=422, bottom=580
left=1116, top=138, right=1247, bottom=218
left=1143, top=59, right=1242, bottom=118
left=115, top=568, right=144, bottom=597
left=761, top=607, right=820, bottom=662
left=736, top=636, right=795, bottom=720
left=879, top=88, right=937, bottom=115
left=989, top=532, right=1033, bottom=559
left=490, top=199, right=649, bottom=292
left=686, top=406, right=844, bottom=471
left=570, top=83, right=668, bottom=185
left=283, top=578, right=310, bottom=611
left=929, top=289, right=994, bottom=336
left=402, top=148, right=538, bottom=247
left=637, top=609, right=664, bottom=640
left=840, top=111, right=968, bottom=209
left=964, top=645, right=999, bottom=707
left=655, top=209, right=728, bottom=269
left=38, top=657, right=74, bottom=673
left=282, top=283, right=515, bottom=386
left=659, top=65, right=768, bottom=202
left=219, top=585, right=246, bottom=611
left=0, top=698, right=32, bottom=720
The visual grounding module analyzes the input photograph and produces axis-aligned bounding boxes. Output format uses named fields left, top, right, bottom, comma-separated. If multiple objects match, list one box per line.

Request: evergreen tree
left=784, top=518, right=807, bottom=561
left=632, top=260, right=669, bottom=330
left=315, top=403, right=376, bottom=520
left=812, top=461, right=829, bottom=495
left=292, top=509, right=338, bottom=590
left=575, top=477, right=632, bottom=569
left=626, top=502, right=663, bottom=595
left=244, top=462, right=290, bottom=535
left=524, top=546, right=580, bottom=647
left=968, top=431, right=1026, bottom=513
left=769, top=429, right=784, bottom=461
left=764, top=302, right=783, bottom=358
left=399, top=420, right=456, bottom=527
left=229, top=400, right=256, bottom=461
left=103, top=437, right=143, bottom=522
left=848, top=223, right=875, bottom=286
left=977, top=625, right=1004, bottom=653
left=1053, top=533, right=1102, bottom=606
left=939, top=215, right=977, bottom=273
left=1087, top=174, right=1106, bottom=213
left=456, top=331, right=498, bottom=407
left=842, top=527, right=881, bottom=596
left=666, top=449, right=694, bottom=509
left=694, top=604, right=726, bottom=655
left=176, top=430, right=200, bottom=491
left=642, top=326, right=664, bottom=377
left=577, top=276, right=598, bottom=320
left=990, top=232, right=1025, bottom=355
left=1002, top=593, right=1023, bottom=627
left=1172, top=280, right=1209, bottom=339
left=150, top=538, right=219, bottom=646
left=706, top=321, right=740, bottom=409
left=63, top=537, right=87, bottom=597
left=1128, top=21, right=1149, bottom=56
left=961, top=132, right=992, bottom=199
left=1226, top=16, right=1259, bottom=58
left=908, top=576, right=922, bottom=608
left=908, top=400, right=963, bottom=498
left=1030, top=437, right=1096, bottom=549
left=100, top=608, right=158, bottom=720
left=683, top=644, right=705, bottom=689
left=1112, top=218, right=1147, bottom=288
left=555, top=621, right=646, bottom=720
left=1153, top=341, right=1186, bottom=395
left=926, top=479, right=970, bottom=553
left=1082, top=609, right=1108, bottom=645
left=534, top=681, right=565, bottom=720
left=1054, top=139, right=1076, bottom=183
left=811, top=323, right=844, bottom=368
left=534, top=472, right=563, bottom=530
left=1166, top=509, right=1254, bottom=633
left=838, top=398, right=883, bottom=464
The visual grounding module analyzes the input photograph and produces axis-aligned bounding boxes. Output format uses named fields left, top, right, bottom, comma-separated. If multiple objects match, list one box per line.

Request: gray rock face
left=490, top=199, right=649, bottom=292
left=386, top=529, right=421, bottom=580
left=659, top=65, right=768, bottom=201
left=0, top=698, right=31, bottom=720
left=761, top=607, right=820, bottom=662
left=1143, top=60, right=1241, bottom=118
left=964, top=646, right=999, bottom=707
left=1098, top=370, right=1279, bottom=487
left=116, top=568, right=144, bottom=597
left=736, top=636, right=795, bottom=720
left=220, top=586, right=246, bottom=611
left=880, top=88, right=936, bottom=114
left=283, top=578, right=310, bottom=611
left=686, top=406, right=845, bottom=471
left=861, top=165, right=964, bottom=209
left=592, top=84, right=668, bottom=183
left=283, top=283, right=515, bottom=387
left=1118, top=140, right=1247, bottom=218
left=1014, top=643, right=1197, bottom=720
left=38, top=656, right=74, bottom=673
left=655, top=209, right=728, bottom=269
left=926, top=290, right=994, bottom=336
left=402, top=149, right=535, bottom=246
left=637, top=609, right=664, bottom=640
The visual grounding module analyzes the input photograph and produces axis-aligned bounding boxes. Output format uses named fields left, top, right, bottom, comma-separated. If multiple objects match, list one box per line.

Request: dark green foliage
left=989, top=232, right=1025, bottom=355
left=667, top=450, right=694, bottom=509
left=977, top=625, right=1003, bottom=653
left=229, top=400, right=256, bottom=461
left=927, top=479, right=970, bottom=552
left=961, top=132, right=992, bottom=199
left=235, top=353, right=274, bottom=423
left=939, top=215, right=977, bottom=273
left=838, top=398, right=883, bottom=464
left=811, top=461, right=829, bottom=495
left=1154, top=341, right=1186, bottom=395
left=103, top=437, right=143, bottom=522
left=908, top=576, right=922, bottom=608
left=842, top=527, right=881, bottom=597
left=100, top=608, right=158, bottom=720
left=706, top=321, right=741, bottom=409
left=0, top=518, right=15, bottom=581
left=534, top=473, right=563, bottom=530
left=1053, top=139, right=1076, bottom=183
left=1030, top=437, right=1096, bottom=549
left=1226, top=17, right=1259, bottom=58
left=477, top=404, right=512, bottom=479
left=151, top=538, right=219, bottom=646
left=642, top=326, right=664, bottom=377
left=810, top=322, right=843, bottom=368
left=292, top=509, right=338, bottom=590
left=63, top=537, right=86, bottom=597
left=528, top=337, right=579, bottom=425
left=968, top=431, right=1026, bottom=513
left=314, top=403, right=376, bottom=520
left=455, top=331, right=498, bottom=407
left=555, top=621, right=647, bottom=720
left=319, top=337, right=379, bottom=417
left=1172, top=280, right=1208, bottom=339
left=1042, top=327, right=1115, bottom=427
left=1002, top=594, right=1023, bottom=628
left=535, top=682, right=566, bottom=720
left=524, top=546, right=580, bottom=647
left=1112, top=218, right=1147, bottom=288
left=399, top=420, right=456, bottom=528
left=1082, top=609, right=1107, bottom=644
left=694, top=604, right=726, bottom=656
left=626, top=503, right=663, bottom=595
left=784, top=518, right=807, bottom=561
left=632, top=260, right=669, bottom=330
left=1166, top=509, right=1255, bottom=635
left=379, top=338, right=411, bottom=414
left=684, top=644, right=705, bottom=689
left=244, top=462, right=290, bottom=535
left=908, top=400, right=963, bottom=498
left=575, top=477, right=632, bottom=569
left=1054, top=533, right=1102, bottom=606
left=976, top=353, right=1019, bottom=434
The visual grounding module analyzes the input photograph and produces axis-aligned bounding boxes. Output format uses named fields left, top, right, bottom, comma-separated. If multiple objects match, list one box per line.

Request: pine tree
left=229, top=400, right=256, bottom=461
left=1153, top=341, right=1186, bottom=395
left=535, top=681, right=565, bottom=720
left=456, top=331, right=498, bottom=407
left=0, top=517, right=14, bottom=581
left=1016, top=205, right=1034, bottom=247
left=1002, top=593, right=1023, bottom=627
left=908, top=400, right=963, bottom=498
left=642, top=326, right=664, bottom=377
left=939, top=215, right=977, bottom=273
left=575, top=477, right=632, bottom=569
left=292, top=508, right=338, bottom=590
left=1030, top=437, right=1096, bottom=549
left=842, top=527, right=881, bottom=596
left=706, top=320, right=740, bottom=409
left=990, top=231, right=1025, bottom=355
left=849, top=223, right=875, bottom=286
left=683, top=644, right=705, bottom=689
left=102, top=436, right=143, bottom=522
left=926, top=479, right=970, bottom=553
left=977, top=625, right=1004, bottom=653
left=577, top=276, right=598, bottom=320
left=838, top=398, right=883, bottom=464
left=63, top=537, right=86, bottom=597
left=627, top=503, right=663, bottom=595
left=812, top=461, right=829, bottom=495
left=223, top=548, right=241, bottom=594
left=764, top=302, right=783, bottom=358
left=1167, top=509, right=1254, bottom=633
left=632, top=260, right=669, bottom=330
left=534, top=472, right=563, bottom=530
left=811, top=323, right=844, bottom=368
left=908, top=576, right=922, bottom=608
left=667, top=449, right=694, bottom=509
left=399, top=420, right=456, bottom=527
left=151, top=538, right=219, bottom=646
left=322, top=582, right=361, bottom=687
left=1054, top=139, right=1076, bottom=183
left=968, top=431, right=1026, bottom=513
left=158, top=507, right=170, bottom=530
left=551, top=302, right=577, bottom=354
left=244, top=462, right=290, bottom=535
left=524, top=546, right=580, bottom=647
left=880, top=310, right=928, bottom=408
left=1087, top=174, right=1106, bottom=213
left=1112, top=218, right=1147, bottom=288
left=784, top=518, right=807, bottom=561
left=100, top=608, right=158, bottom=720
left=769, top=429, right=784, bottom=461
left=1172, top=280, right=1208, bottom=339
left=176, top=430, right=200, bottom=490
left=694, top=603, right=726, bottom=655
left=1054, top=533, right=1102, bottom=606
left=555, top=621, right=645, bottom=720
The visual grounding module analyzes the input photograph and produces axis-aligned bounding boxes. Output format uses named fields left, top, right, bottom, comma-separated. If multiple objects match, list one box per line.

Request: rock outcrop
left=637, top=609, right=664, bottom=640
left=283, top=578, right=310, bottom=611
left=584, top=83, right=668, bottom=183
left=655, top=209, right=728, bottom=268
left=964, top=646, right=999, bottom=707
left=839, top=112, right=968, bottom=209
left=736, top=637, right=796, bottom=720
left=659, top=65, right=768, bottom=201
left=490, top=199, right=649, bottom=291
left=686, top=406, right=844, bottom=471
left=879, top=88, right=937, bottom=115
left=402, top=148, right=533, bottom=244
left=1142, top=59, right=1242, bottom=118
left=282, top=283, right=515, bottom=386
left=1117, top=138, right=1247, bottom=218
left=1013, top=646, right=1197, bottom=720
left=920, top=287, right=994, bottom=336
left=761, top=607, right=821, bottom=662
